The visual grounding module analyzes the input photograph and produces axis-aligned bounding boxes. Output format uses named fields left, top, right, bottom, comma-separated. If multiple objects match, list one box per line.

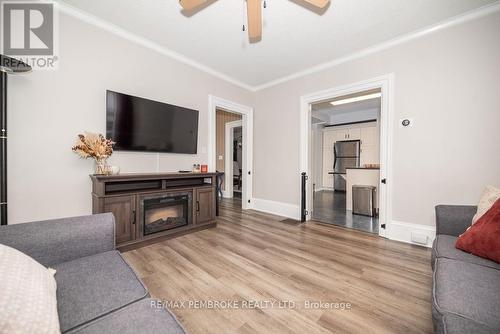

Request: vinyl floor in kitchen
left=312, top=190, right=379, bottom=234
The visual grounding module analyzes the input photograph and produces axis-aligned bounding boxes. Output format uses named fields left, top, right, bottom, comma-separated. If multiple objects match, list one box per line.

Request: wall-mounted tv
left=106, top=91, right=199, bottom=154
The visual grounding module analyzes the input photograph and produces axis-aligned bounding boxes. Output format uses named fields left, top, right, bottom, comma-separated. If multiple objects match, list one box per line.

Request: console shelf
left=91, top=172, right=217, bottom=250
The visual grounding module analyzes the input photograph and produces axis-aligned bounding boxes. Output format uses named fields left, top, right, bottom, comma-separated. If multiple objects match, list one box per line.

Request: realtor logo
left=1, top=1, right=59, bottom=70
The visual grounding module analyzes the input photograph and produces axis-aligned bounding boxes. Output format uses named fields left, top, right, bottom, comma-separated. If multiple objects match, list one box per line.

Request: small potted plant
left=72, top=132, right=114, bottom=175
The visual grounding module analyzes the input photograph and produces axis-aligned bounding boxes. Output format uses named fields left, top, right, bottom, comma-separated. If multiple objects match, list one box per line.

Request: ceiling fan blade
left=179, top=0, right=207, bottom=11
left=246, top=0, right=262, bottom=40
left=301, top=0, right=329, bottom=9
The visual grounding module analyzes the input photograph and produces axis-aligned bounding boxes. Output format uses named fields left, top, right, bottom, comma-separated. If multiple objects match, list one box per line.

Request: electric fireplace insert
left=142, top=192, right=191, bottom=236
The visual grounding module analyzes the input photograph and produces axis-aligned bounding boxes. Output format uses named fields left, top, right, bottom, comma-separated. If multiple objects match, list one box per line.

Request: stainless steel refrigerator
left=333, top=140, right=360, bottom=192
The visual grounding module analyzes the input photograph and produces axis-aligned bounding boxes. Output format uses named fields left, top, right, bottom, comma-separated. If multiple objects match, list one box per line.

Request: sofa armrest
left=0, top=213, right=115, bottom=267
left=435, top=205, right=477, bottom=237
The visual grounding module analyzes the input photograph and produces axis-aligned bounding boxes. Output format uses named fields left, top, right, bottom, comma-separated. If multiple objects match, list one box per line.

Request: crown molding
left=252, top=1, right=500, bottom=92
left=53, top=1, right=254, bottom=91
left=252, top=1, right=500, bottom=91
left=53, top=0, right=500, bottom=93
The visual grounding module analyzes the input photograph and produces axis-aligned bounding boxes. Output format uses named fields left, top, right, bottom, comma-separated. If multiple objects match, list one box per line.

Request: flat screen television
left=106, top=90, right=199, bottom=154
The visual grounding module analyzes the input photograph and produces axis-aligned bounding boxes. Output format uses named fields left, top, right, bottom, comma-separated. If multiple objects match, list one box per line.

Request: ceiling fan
left=179, top=0, right=330, bottom=41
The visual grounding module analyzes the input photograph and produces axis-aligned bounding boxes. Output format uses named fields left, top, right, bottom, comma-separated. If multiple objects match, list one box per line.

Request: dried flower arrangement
left=72, top=132, right=115, bottom=174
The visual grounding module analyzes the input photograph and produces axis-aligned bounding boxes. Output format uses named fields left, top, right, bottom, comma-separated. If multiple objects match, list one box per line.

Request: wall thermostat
left=400, top=118, right=413, bottom=127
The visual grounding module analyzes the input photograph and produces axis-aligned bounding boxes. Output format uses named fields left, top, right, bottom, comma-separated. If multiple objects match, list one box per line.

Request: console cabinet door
left=103, top=195, right=136, bottom=244
left=196, top=188, right=215, bottom=224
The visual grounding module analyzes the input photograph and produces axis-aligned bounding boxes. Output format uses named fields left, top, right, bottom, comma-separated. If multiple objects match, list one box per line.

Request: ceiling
left=61, top=0, right=498, bottom=88
left=312, top=88, right=381, bottom=123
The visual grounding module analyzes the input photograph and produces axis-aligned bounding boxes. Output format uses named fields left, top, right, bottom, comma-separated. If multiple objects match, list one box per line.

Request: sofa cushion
left=432, top=258, right=500, bottom=331
left=0, top=244, right=60, bottom=334
left=67, top=299, right=185, bottom=334
left=456, top=198, right=500, bottom=263
left=54, top=251, right=148, bottom=332
left=435, top=313, right=499, bottom=334
left=472, top=185, right=500, bottom=224
left=431, top=235, right=500, bottom=270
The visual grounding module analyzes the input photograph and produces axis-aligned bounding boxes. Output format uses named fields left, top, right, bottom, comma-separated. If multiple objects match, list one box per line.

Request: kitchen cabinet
left=360, top=126, right=378, bottom=144
left=360, top=125, right=380, bottom=165
left=335, top=128, right=360, bottom=140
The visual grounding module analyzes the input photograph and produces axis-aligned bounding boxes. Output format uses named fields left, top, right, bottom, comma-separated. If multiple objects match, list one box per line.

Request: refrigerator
left=333, top=140, right=360, bottom=192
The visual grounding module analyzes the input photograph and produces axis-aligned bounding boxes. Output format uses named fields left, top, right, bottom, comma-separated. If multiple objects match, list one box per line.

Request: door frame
left=299, top=74, right=394, bottom=237
left=208, top=95, right=253, bottom=210
left=224, top=120, right=243, bottom=198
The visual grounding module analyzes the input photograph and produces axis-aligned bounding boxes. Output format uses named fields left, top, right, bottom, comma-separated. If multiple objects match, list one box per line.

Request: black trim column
left=0, top=71, right=7, bottom=225
left=301, top=172, right=307, bottom=222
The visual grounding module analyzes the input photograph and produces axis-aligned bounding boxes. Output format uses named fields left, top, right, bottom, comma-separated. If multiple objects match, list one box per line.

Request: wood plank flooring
left=123, top=198, right=433, bottom=334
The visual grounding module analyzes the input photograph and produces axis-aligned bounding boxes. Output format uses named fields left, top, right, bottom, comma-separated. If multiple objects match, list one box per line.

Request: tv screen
left=106, top=91, right=199, bottom=154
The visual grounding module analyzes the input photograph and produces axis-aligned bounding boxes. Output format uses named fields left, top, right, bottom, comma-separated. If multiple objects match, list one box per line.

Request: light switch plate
left=218, top=155, right=223, bottom=160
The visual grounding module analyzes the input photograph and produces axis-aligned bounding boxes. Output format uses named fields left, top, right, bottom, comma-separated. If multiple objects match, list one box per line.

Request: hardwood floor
left=123, top=198, right=433, bottom=334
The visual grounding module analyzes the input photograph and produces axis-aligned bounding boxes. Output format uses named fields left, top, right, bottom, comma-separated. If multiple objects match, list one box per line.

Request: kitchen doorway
left=300, top=75, right=394, bottom=238
left=310, top=90, right=381, bottom=234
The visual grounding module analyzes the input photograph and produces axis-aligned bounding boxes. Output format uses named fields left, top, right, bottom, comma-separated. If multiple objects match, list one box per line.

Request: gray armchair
left=0, top=214, right=185, bottom=334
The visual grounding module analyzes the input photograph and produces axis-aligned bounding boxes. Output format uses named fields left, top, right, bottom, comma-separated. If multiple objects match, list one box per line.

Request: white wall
left=7, top=13, right=252, bottom=224
left=253, top=11, right=500, bottom=228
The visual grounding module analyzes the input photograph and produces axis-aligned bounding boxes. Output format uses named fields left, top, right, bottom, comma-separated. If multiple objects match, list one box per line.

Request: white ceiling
left=61, top=0, right=498, bottom=88
left=313, top=97, right=380, bottom=115
left=312, top=97, right=380, bottom=124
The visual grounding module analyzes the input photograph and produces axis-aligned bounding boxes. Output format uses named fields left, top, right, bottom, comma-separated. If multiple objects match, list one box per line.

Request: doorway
left=215, top=109, right=242, bottom=207
left=208, top=95, right=253, bottom=210
left=310, top=89, right=381, bottom=234
left=300, top=75, right=394, bottom=238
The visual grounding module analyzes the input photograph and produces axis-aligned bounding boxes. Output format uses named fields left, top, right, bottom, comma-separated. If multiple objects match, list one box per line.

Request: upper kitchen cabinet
left=336, top=128, right=360, bottom=141
left=360, top=125, right=379, bottom=145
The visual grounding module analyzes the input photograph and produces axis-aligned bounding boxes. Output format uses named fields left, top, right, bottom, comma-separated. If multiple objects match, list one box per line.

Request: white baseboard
left=387, top=220, right=436, bottom=248
left=251, top=198, right=301, bottom=220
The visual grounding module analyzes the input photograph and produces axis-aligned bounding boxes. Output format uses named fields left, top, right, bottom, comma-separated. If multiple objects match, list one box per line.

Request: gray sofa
left=432, top=205, right=500, bottom=334
left=0, top=213, right=186, bottom=334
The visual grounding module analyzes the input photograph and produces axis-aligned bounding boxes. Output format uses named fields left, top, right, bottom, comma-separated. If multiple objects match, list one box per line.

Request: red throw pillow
left=456, top=198, right=500, bottom=263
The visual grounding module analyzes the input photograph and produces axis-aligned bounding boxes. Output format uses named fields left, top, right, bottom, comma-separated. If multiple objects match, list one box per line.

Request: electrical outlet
left=218, top=155, right=223, bottom=160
